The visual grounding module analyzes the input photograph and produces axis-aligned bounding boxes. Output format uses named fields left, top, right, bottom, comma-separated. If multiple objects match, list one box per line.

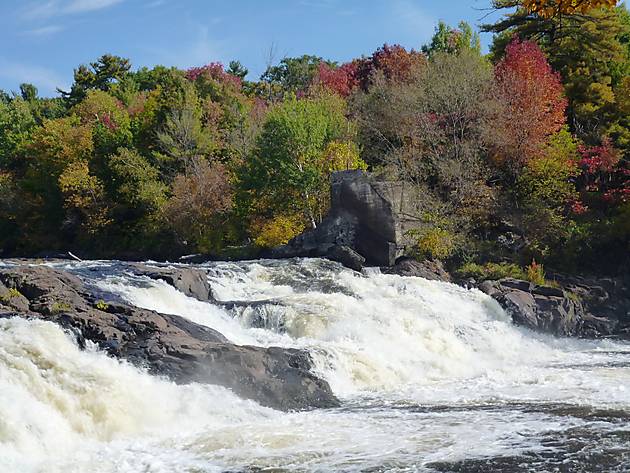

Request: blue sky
left=0, top=0, right=502, bottom=97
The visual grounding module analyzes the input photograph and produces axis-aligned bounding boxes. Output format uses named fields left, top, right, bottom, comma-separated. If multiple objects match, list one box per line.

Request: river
left=1, top=258, right=629, bottom=472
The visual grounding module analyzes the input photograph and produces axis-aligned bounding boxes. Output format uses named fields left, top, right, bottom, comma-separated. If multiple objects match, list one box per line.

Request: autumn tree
left=312, top=62, right=359, bottom=97
left=353, top=50, right=496, bottom=252
left=521, top=0, right=617, bottom=18
left=355, top=44, right=427, bottom=90
left=72, top=90, right=133, bottom=166
left=24, top=116, right=111, bottom=240
left=164, top=159, right=233, bottom=251
left=485, top=3, right=629, bottom=146
left=485, top=38, right=567, bottom=173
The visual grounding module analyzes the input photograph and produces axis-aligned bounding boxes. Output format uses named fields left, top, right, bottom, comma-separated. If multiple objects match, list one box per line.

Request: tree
left=485, top=38, right=567, bottom=172
left=27, top=116, right=94, bottom=177
left=422, top=21, right=481, bottom=57
left=313, top=62, right=359, bottom=97
left=58, top=160, right=110, bottom=234
left=22, top=116, right=100, bottom=242
left=484, top=3, right=630, bottom=146
left=19, top=83, right=38, bottom=102
left=261, top=55, right=330, bottom=97
left=61, top=54, right=131, bottom=106
left=515, top=128, right=580, bottom=257
left=227, top=60, right=249, bottom=79
left=164, top=159, right=233, bottom=251
left=154, top=84, right=216, bottom=176
left=240, top=92, right=362, bottom=230
left=72, top=90, right=132, bottom=162
left=0, top=171, right=21, bottom=251
left=521, top=0, right=617, bottom=18
left=108, top=147, right=167, bottom=214
left=0, top=98, right=36, bottom=168
left=355, top=44, right=427, bottom=90
left=353, top=51, right=495, bottom=239
left=186, top=62, right=242, bottom=89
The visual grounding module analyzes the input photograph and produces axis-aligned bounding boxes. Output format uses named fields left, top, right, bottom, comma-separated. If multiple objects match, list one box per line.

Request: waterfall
left=2, top=258, right=629, bottom=472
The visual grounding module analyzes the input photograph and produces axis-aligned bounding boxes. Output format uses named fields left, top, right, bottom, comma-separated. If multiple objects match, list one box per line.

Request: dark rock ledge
left=0, top=265, right=338, bottom=411
left=478, top=277, right=630, bottom=339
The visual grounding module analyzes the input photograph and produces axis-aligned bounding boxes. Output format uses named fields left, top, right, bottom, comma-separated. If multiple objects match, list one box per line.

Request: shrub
left=50, top=301, right=71, bottom=314
left=456, top=261, right=526, bottom=280
left=526, top=259, right=546, bottom=285
left=252, top=214, right=307, bottom=248
left=413, top=227, right=455, bottom=260
left=95, top=299, right=109, bottom=310
left=0, top=288, right=23, bottom=302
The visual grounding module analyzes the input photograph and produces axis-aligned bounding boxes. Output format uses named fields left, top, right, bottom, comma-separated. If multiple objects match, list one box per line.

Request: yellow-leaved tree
left=521, top=0, right=617, bottom=17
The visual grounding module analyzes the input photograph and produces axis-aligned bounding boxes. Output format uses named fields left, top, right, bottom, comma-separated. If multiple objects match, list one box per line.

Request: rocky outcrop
left=128, top=263, right=214, bottom=302
left=479, top=277, right=630, bottom=338
left=381, top=258, right=451, bottom=282
left=269, top=170, right=423, bottom=269
left=0, top=265, right=338, bottom=411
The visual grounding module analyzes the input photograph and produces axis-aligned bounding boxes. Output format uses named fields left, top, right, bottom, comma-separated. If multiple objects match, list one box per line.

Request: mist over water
left=2, top=258, right=630, bottom=472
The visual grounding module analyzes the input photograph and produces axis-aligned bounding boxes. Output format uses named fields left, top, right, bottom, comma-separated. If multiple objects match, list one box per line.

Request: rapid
left=1, top=258, right=629, bottom=472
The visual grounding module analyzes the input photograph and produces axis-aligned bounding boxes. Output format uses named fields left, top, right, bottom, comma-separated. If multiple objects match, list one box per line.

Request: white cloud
left=0, top=58, right=68, bottom=94
left=24, top=24, right=65, bottom=36
left=22, top=0, right=124, bottom=20
left=65, top=0, right=124, bottom=14
left=22, top=0, right=59, bottom=20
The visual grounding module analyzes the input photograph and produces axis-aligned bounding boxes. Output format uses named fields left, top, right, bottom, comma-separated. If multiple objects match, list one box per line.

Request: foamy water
left=2, top=258, right=629, bottom=472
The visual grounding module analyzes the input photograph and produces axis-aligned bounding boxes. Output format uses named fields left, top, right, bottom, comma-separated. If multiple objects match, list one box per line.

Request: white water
left=2, top=258, right=630, bottom=472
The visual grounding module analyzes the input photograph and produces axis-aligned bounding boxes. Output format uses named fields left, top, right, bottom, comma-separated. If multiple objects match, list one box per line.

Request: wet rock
left=0, top=280, right=30, bottom=312
left=128, top=263, right=214, bottom=302
left=0, top=265, right=338, bottom=411
left=478, top=277, right=627, bottom=338
left=381, top=258, right=451, bottom=282
left=326, top=245, right=366, bottom=272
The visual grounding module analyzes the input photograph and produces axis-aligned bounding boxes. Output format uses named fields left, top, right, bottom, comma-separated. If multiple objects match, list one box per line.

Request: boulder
left=0, top=265, right=338, bottom=411
left=326, top=245, right=366, bottom=272
left=269, top=170, right=423, bottom=268
left=382, top=258, right=451, bottom=282
left=128, top=263, right=214, bottom=302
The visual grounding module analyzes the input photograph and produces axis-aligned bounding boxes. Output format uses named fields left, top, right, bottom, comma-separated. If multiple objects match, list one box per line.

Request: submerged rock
left=0, top=265, right=338, bottom=411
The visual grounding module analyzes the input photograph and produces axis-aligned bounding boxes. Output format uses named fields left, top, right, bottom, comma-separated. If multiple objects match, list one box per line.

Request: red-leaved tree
left=577, top=138, right=629, bottom=208
left=186, top=62, right=242, bottom=89
left=355, top=44, right=427, bottom=90
left=488, top=38, right=567, bottom=171
left=313, top=62, right=359, bottom=97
